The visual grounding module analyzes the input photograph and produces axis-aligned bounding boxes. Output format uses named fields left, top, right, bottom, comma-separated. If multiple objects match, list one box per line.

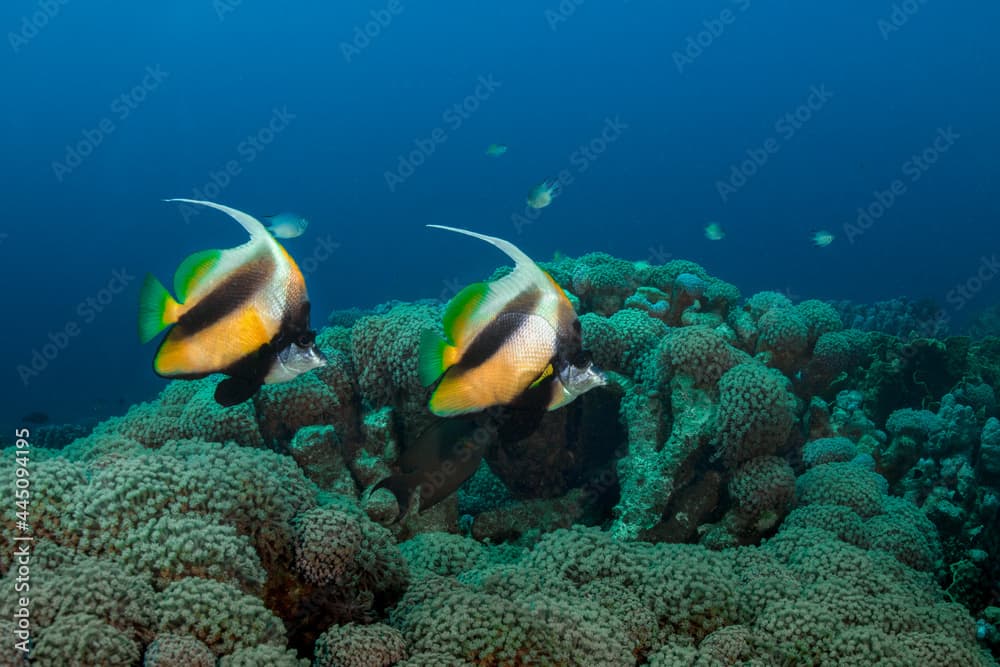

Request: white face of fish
left=557, top=360, right=607, bottom=401
left=264, top=341, right=327, bottom=384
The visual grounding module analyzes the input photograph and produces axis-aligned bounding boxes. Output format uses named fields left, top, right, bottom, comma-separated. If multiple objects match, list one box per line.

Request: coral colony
left=4, top=252, right=999, bottom=666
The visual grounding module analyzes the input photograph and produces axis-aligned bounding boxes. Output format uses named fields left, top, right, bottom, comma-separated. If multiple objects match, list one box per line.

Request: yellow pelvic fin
left=529, top=363, right=554, bottom=389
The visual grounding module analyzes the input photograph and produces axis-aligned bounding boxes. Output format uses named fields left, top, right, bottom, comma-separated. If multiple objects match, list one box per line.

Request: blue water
left=1, top=0, right=998, bottom=426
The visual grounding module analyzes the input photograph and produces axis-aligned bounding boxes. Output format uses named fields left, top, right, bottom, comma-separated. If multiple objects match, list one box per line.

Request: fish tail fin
left=138, top=274, right=181, bottom=343
left=164, top=198, right=271, bottom=241
left=419, top=329, right=458, bottom=386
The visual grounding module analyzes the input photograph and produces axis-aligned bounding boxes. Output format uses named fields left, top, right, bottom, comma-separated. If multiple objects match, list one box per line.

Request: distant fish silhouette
left=373, top=404, right=549, bottom=521
left=21, top=411, right=49, bottom=424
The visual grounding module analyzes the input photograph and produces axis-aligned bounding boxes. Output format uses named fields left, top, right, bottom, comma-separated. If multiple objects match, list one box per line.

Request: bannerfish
left=375, top=227, right=605, bottom=519
left=704, top=222, right=725, bottom=241
left=811, top=230, right=835, bottom=247
left=139, top=199, right=326, bottom=406
left=418, top=225, right=606, bottom=417
left=526, top=180, right=559, bottom=209
left=485, top=143, right=508, bottom=157
left=262, top=212, right=309, bottom=239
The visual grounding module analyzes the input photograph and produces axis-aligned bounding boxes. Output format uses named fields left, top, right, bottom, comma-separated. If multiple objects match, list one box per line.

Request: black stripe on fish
left=172, top=254, right=276, bottom=340
left=213, top=299, right=314, bottom=405
left=454, top=288, right=543, bottom=370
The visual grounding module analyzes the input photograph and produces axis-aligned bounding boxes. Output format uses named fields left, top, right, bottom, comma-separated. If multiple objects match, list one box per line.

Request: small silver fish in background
left=262, top=212, right=309, bottom=239
left=485, top=143, right=508, bottom=157
left=704, top=222, right=725, bottom=241
left=812, top=230, right=835, bottom=247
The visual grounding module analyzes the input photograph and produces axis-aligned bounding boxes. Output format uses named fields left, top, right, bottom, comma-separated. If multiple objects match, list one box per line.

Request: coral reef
left=4, top=250, right=998, bottom=665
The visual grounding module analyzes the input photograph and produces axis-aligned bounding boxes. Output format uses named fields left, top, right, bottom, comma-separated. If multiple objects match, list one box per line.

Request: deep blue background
left=1, top=1, right=997, bottom=426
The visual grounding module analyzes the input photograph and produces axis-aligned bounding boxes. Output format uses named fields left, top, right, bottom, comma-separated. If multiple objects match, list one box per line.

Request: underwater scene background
left=2, top=1, right=1000, bottom=665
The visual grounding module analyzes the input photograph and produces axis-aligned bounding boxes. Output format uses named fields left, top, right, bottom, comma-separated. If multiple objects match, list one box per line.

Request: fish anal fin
left=214, top=376, right=261, bottom=406
left=173, top=249, right=223, bottom=302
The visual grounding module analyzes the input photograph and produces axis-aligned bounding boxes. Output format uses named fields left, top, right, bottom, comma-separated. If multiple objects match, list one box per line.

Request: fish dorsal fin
left=164, top=198, right=271, bottom=240
left=442, top=281, right=490, bottom=344
left=173, top=249, right=223, bottom=303
left=164, top=199, right=282, bottom=302
left=428, top=225, right=555, bottom=340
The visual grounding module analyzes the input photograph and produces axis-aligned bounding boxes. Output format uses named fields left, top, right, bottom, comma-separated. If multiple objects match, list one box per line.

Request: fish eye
left=296, top=332, right=315, bottom=346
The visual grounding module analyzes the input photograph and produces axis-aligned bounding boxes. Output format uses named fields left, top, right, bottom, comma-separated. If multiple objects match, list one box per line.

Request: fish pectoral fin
left=138, top=274, right=181, bottom=343
left=213, top=376, right=261, bottom=406
left=173, top=249, right=223, bottom=302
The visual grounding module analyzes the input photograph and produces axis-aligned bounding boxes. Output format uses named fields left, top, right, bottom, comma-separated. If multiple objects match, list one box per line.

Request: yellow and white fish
left=526, top=180, right=559, bottom=209
left=139, top=199, right=326, bottom=406
left=419, top=225, right=605, bottom=417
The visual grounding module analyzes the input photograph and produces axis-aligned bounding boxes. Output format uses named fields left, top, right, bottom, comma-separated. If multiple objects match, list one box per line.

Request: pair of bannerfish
left=139, top=199, right=606, bottom=516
